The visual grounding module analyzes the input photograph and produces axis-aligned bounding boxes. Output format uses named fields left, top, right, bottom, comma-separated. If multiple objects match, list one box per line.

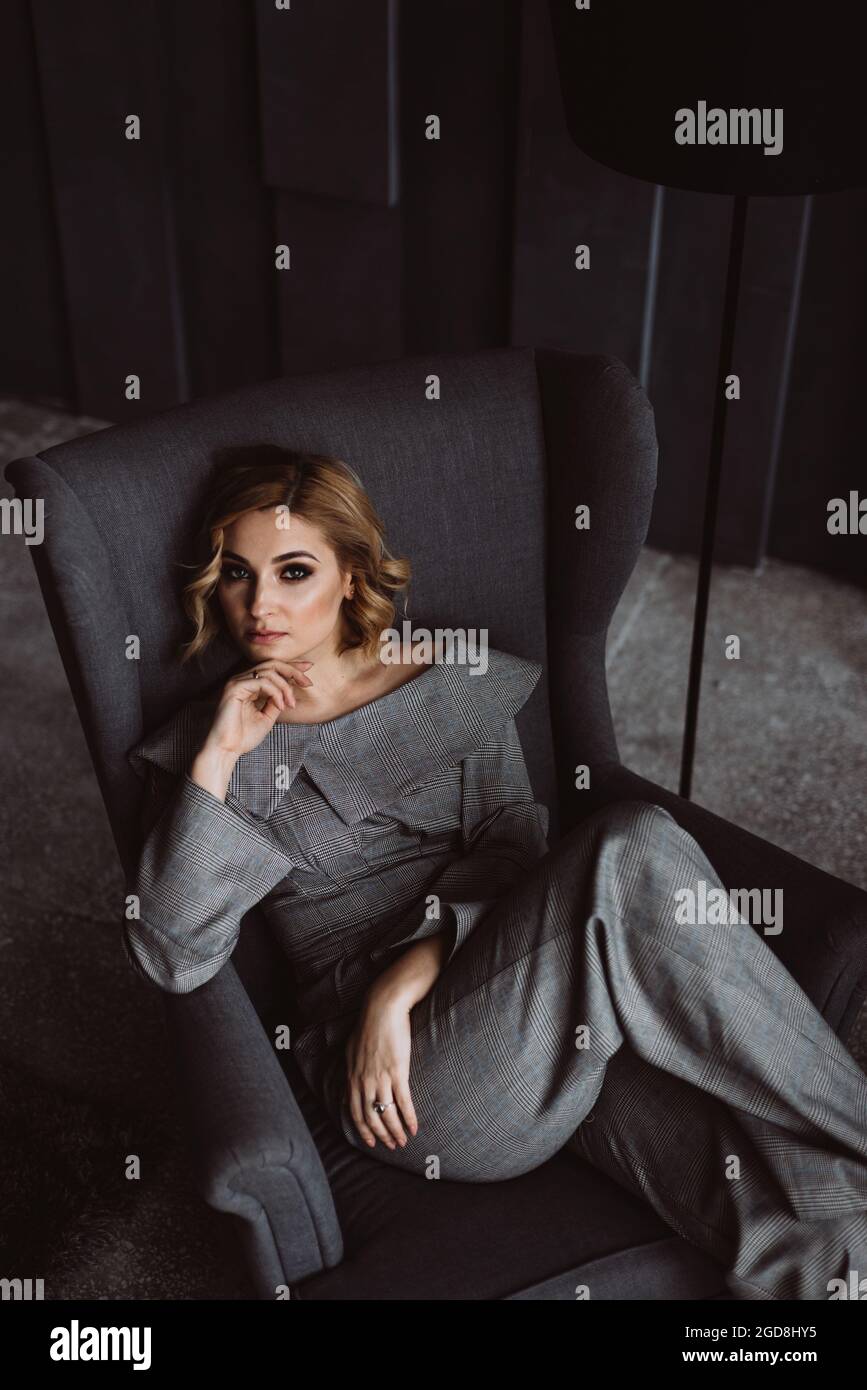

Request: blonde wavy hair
left=179, top=445, right=412, bottom=665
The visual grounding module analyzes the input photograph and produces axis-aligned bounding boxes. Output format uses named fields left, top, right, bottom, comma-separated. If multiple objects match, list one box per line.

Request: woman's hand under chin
left=206, top=656, right=315, bottom=758
left=187, top=657, right=314, bottom=801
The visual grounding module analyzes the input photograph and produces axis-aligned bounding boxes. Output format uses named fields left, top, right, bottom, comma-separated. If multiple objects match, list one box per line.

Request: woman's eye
left=219, top=563, right=311, bottom=583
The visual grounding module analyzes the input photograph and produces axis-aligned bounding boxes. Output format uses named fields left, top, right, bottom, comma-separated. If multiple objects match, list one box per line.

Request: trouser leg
left=572, top=803, right=867, bottom=1159
left=326, top=797, right=867, bottom=1299
left=566, top=1043, right=867, bottom=1300
left=564, top=802, right=867, bottom=1300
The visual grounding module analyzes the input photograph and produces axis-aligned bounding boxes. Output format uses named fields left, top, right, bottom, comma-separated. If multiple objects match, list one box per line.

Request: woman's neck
left=274, top=645, right=382, bottom=723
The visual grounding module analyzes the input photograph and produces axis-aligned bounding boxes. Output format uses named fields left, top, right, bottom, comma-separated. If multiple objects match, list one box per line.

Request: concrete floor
left=608, top=548, right=867, bottom=894
left=1, top=396, right=865, bottom=1299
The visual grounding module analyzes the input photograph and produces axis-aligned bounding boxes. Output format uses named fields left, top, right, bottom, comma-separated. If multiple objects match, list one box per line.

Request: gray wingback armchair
left=7, top=346, right=867, bottom=1300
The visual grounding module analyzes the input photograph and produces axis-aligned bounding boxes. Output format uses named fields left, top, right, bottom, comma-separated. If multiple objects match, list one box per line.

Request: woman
left=126, top=447, right=867, bottom=1301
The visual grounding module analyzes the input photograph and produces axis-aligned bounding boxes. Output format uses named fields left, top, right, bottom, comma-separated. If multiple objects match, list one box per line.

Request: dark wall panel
left=161, top=0, right=277, bottom=398
left=256, top=0, right=398, bottom=206
left=644, top=190, right=729, bottom=556
left=769, top=188, right=867, bottom=589
left=0, top=0, right=72, bottom=403
left=514, top=0, right=812, bottom=571
left=275, top=193, right=401, bottom=375
left=400, top=0, right=522, bottom=353
left=714, top=197, right=805, bottom=567
left=647, top=196, right=805, bottom=567
left=31, top=0, right=186, bottom=419
left=510, top=0, right=653, bottom=370
left=4, top=0, right=864, bottom=594
left=257, top=0, right=401, bottom=373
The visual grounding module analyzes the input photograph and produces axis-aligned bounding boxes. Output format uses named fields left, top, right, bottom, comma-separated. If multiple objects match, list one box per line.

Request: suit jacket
left=124, top=646, right=551, bottom=1105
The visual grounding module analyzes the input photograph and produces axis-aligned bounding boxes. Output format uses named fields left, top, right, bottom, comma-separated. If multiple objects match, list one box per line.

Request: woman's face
left=216, top=506, right=353, bottom=665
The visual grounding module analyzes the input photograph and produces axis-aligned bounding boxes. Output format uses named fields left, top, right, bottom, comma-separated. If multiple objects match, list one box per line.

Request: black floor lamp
left=547, top=0, right=866, bottom=800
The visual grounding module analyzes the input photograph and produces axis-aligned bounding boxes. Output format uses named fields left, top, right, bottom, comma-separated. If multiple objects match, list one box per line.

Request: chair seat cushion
left=284, top=1058, right=727, bottom=1301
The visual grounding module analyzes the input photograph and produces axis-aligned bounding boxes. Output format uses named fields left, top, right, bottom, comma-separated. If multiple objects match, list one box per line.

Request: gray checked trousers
left=329, top=801, right=867, bottom=1300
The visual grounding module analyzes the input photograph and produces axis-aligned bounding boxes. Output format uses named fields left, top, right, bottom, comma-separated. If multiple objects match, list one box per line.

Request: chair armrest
left=161, top=958, right=343, bottom=1296
left=567, top=763, right=867, bottom=1046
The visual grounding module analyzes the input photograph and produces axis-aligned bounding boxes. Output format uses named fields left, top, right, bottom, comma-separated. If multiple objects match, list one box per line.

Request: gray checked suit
left=125, top=647, right=867, bottom=1301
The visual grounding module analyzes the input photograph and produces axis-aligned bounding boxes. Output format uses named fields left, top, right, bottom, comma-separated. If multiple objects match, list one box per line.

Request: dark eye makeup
left=220, top=562, right=313, bottom=583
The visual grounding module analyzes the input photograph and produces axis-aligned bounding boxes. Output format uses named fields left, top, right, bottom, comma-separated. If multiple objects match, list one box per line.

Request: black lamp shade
left=548, top=0, right=867, bottom=195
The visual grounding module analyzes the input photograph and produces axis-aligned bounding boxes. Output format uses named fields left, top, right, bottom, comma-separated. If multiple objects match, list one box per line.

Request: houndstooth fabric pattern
left=343, top=798, right=867, bottom=1301
left=125, top=647, right=551, bottom=1069
left=125, top=652, right=867, bottom=1300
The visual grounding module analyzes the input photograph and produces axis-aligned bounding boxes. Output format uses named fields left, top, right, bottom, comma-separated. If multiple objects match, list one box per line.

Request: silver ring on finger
left=371, top=1100, right=394, bottom=1115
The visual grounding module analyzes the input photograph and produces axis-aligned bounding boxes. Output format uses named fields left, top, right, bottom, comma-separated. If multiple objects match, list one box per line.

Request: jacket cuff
left=124, top=774, right=291, bottom=993
left=368, top=898, right=495, bottom=966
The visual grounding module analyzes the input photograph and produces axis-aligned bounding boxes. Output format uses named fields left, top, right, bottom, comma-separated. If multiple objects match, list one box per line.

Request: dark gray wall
left=2, top=0, right=864, bottom=586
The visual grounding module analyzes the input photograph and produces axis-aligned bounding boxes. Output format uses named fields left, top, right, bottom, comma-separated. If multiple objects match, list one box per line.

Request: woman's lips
left=248, top=631, right=287, bottom=644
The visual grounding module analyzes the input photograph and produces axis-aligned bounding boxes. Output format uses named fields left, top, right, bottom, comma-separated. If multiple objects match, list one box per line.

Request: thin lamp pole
left=679, top=192, right=749, bottom=800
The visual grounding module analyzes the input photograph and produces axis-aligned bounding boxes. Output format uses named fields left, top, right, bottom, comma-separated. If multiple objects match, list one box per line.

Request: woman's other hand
left=344, top=991, right=419, bottom=1150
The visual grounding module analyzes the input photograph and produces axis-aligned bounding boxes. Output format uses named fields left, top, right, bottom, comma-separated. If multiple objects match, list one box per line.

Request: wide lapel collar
left=227, top=720, right=317, bottom=819
left=127, top=646, right=543, bottom=826
left=127, top=697, right=217, bottom=785
left=127, top=693, right=314, bottom=820
left=299, top=646, right=543, bottom=825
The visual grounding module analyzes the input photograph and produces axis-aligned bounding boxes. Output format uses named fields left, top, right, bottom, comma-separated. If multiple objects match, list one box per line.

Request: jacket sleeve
left=123, top=762, right=293, bottom=994
left=369, top=718, right=550, bottom=967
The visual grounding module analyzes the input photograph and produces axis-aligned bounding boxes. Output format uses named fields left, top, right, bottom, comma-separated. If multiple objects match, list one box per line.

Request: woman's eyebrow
left=222, top=549, right=320, bottom=565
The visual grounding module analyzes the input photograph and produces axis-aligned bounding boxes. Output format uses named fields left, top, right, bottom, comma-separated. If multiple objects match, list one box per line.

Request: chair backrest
left=5, top=346, right=657, bottom=878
